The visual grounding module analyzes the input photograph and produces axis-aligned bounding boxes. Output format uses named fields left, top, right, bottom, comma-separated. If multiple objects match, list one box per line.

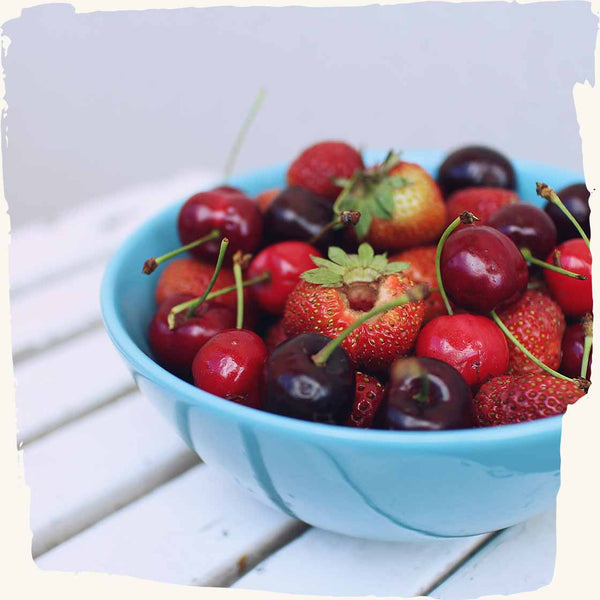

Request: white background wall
left=2, top=2, right=597, bottom=228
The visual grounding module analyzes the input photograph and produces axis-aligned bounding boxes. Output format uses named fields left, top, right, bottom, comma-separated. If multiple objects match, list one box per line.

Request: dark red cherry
left=560, top=322, right=592, bottom=379
left=545, top=183, right=590, bottom=244
left=375, top=357, right=473, bottom=430
left=487, top=203, right=557, bottom=260
left=149, top=294, right=236, bottom=379
left=437, top=145, right=517, bottom=197
left=263, top=186, right=338, bottom=251
left=247, top=241, right=322, bottom=315
left=264, top=333, right=355, bottom=424
left=264, top=320, right=289, bottom=353
left=192, top=329, right=268, bottom=409
left=415, top=314, right=509, bottom=388
left=177, top=187, right=263, bottom=262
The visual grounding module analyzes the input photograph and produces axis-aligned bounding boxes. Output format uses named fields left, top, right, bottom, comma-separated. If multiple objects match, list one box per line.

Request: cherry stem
left=413, top=369, right=431, bottom=404
left=520, top=248, right=587, bottom=280
left=309, top=210, right=361, bottom=245
left=167, top=238, right=229, bottom=329
left=232, top=251, right=249, bottom=330
left=223, top=88, right=266, bottom=181
left=536, top=182, right=591, bottom=249
left=490, top=310, right=576, bottom=383
left=142, top=229, right=220, bottom=274
left=312, top=283, right=429, bottom=367
left=581, top=314, right=593, bottom=379
left=434, top=211, right=479, bottom=316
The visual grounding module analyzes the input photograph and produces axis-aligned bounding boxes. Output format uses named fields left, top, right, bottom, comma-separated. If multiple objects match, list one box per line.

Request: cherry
left=544, top=239, right=592, bottom=318
left=264, top=319, right=289, bottom=353
left=415, top=314, right=509, bottom=388
left=440, top=225, right=528, bottom=313
left=545, top=183, right=590, bottom=244
left=375, top=356, right=473, bottom=430
left=247, top=241, right=323, bottom=315
left=561, top=320, right=592, bottom=379
left=437, top=145, right=516, bottom=196
left=149, top=293, right=236, bottom=378
left=487, top=203, right=557, bottom=260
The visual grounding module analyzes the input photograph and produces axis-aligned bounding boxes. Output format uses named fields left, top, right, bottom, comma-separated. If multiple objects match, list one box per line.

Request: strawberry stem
left=435, top=211, right=479, bottom=316
left=520, top=248, right=587, bottom=279
left=536, top=182, right=591, bottom=249
left=142, top=229, right=220, bottom=274
left=312, top=283, right=429, bottom=367
left=167, top=238, right=229, bottom=329
left=309, top=210, right=361, bottom=245
left=490, top=309, right=575, bottom=383
left=581, top=314, right=593, bottom=379
left=223, top=88, right=266, bottom=181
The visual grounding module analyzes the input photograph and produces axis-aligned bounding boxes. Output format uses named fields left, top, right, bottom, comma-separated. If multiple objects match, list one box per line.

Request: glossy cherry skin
left=149, top=294, right=236, bottom=379
left=178, top=187, right=263, bottom=262
left=560, top=322, right=592, bottom=379
left=415, top=314, right=509, bottom=388
left=487, top=203, right=557, bottom=260
left=440, top=226, right=528, bottom=313
left=544, top=239, right=592, bottom=318
left=437, top=145, right=517, bottom=196
left=264, top=333, right=355, bottom=424
left=192, top=329, right=268, bottom=409
left=247, top=241, right=322, bottom=315
left=375, top=357, right=473, bottom=430
left=263, top=186, right=338, bottom=251
left=545, top=183, right=590, bottom=244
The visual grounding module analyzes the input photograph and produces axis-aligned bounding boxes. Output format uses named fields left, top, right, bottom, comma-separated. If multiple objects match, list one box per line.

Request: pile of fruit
left=144, top=142, right=592, bottom=431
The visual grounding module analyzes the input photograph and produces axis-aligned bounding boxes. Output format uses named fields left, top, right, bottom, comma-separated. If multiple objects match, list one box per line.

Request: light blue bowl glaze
left=100, top=150, right=583, bottom=541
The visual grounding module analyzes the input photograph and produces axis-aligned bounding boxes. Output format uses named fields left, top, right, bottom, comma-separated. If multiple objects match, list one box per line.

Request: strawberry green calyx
left=333, top=150, right=410, bottom=240
left=301, top=242, right=409, bottom=287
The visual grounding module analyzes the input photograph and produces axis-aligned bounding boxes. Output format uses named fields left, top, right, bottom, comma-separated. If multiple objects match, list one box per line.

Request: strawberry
left=283, top=243, right=425, bottom=371
left=335, top=152, right=447, bottom=251
left=497, top=290, right=565, bottom=376
left=346, top=372, right=384, bottom=428
left=390, top=246, right=445, bottom=323
left=287, top=141, right=364, bottom=201
left=446, top=187, right=520, bottom=226
left=473, top=373, right=586, bottom=426
left=155, top=257, right=238, bottom=308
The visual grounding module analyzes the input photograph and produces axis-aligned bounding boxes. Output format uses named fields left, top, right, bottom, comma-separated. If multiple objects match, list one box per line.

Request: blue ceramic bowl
left=101, top=149, right=582, bottom=541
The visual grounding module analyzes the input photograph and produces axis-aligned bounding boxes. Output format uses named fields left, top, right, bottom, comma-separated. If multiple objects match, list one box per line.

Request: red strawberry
left=264, top=320, right=289, bottom=353
left=283, top=244, right=425, bottom=372
left=473, top=373, right=586, bottom=426
left=287, top=141, right=364, bottom=201
left=497, top=290, right=565, bottom=376
left=336, top=152, right=447, bottom=251
left=346, top=372, right=384, bottom=428
left=446, top=187, right=520, bottom=226
left=390, top=246, right=445, bottom=323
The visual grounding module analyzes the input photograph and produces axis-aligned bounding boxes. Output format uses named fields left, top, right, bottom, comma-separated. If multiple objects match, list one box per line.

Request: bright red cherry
left=544, top=239, right=592, bottom=318
left=561, top=322, right=592, bottom=379
left=177, top=187, right=263, bottom=262
left=247, top=241, right=323, bottom=315
left=192, top=329, right=268, bottom=409
left=440, top=226, right=528, bottom=313
left=149, top=293, right=236, bottom=379
left=415, top=314, right=509, bottom=387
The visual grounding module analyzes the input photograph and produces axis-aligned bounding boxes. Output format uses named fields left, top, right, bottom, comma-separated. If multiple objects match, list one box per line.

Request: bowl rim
left=99, top=151, right=582, bottom=448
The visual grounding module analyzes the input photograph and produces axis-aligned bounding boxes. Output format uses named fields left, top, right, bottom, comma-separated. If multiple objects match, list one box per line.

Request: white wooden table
left=11, top=172, right=556, bottom=597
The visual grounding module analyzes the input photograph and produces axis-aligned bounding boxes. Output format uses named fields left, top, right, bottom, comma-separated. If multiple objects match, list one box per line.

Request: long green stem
left=142, top=229, right=220, bottom=274
left=490, top=310, right=573, bottom=382
left=434, top=211, right=479, bottom=316
left=312, top=283, right=429, bottom=366
left=521, top=248, right=587, bottom=280
left=223, top=88, right=266, bottom=181
left=167, top=238, right=229, bottom=329
left=536, top=182, right=591, bottom=249
left=233, top=257, right=245, bottom=330
left=581, top=314, right=593, bottom=379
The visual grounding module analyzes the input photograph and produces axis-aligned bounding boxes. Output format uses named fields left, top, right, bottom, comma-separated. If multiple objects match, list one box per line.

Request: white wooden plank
left=9, top=170, right=217, bottom=294
left=23, top=391, right=198, bottom=557
left=233, top=526, right=493, bottom=597
left=430, top=509, right=556, bottom=599
left=36, top=464, right=306, bottom=587
left=11, top=262, right=105, bottom=359
left=15, top=327, right=134, bottom=445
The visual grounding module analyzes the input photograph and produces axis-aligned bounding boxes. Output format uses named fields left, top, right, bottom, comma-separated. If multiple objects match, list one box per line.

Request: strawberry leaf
left=354, top=210, right=373, bottom=240
left=385, top=261, right=410, bottom=273
left=357, top=243, right=375, bottom=266
left=301, top=268, right=343, bottom=286
left=327, top=246, right=351, bottom=267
